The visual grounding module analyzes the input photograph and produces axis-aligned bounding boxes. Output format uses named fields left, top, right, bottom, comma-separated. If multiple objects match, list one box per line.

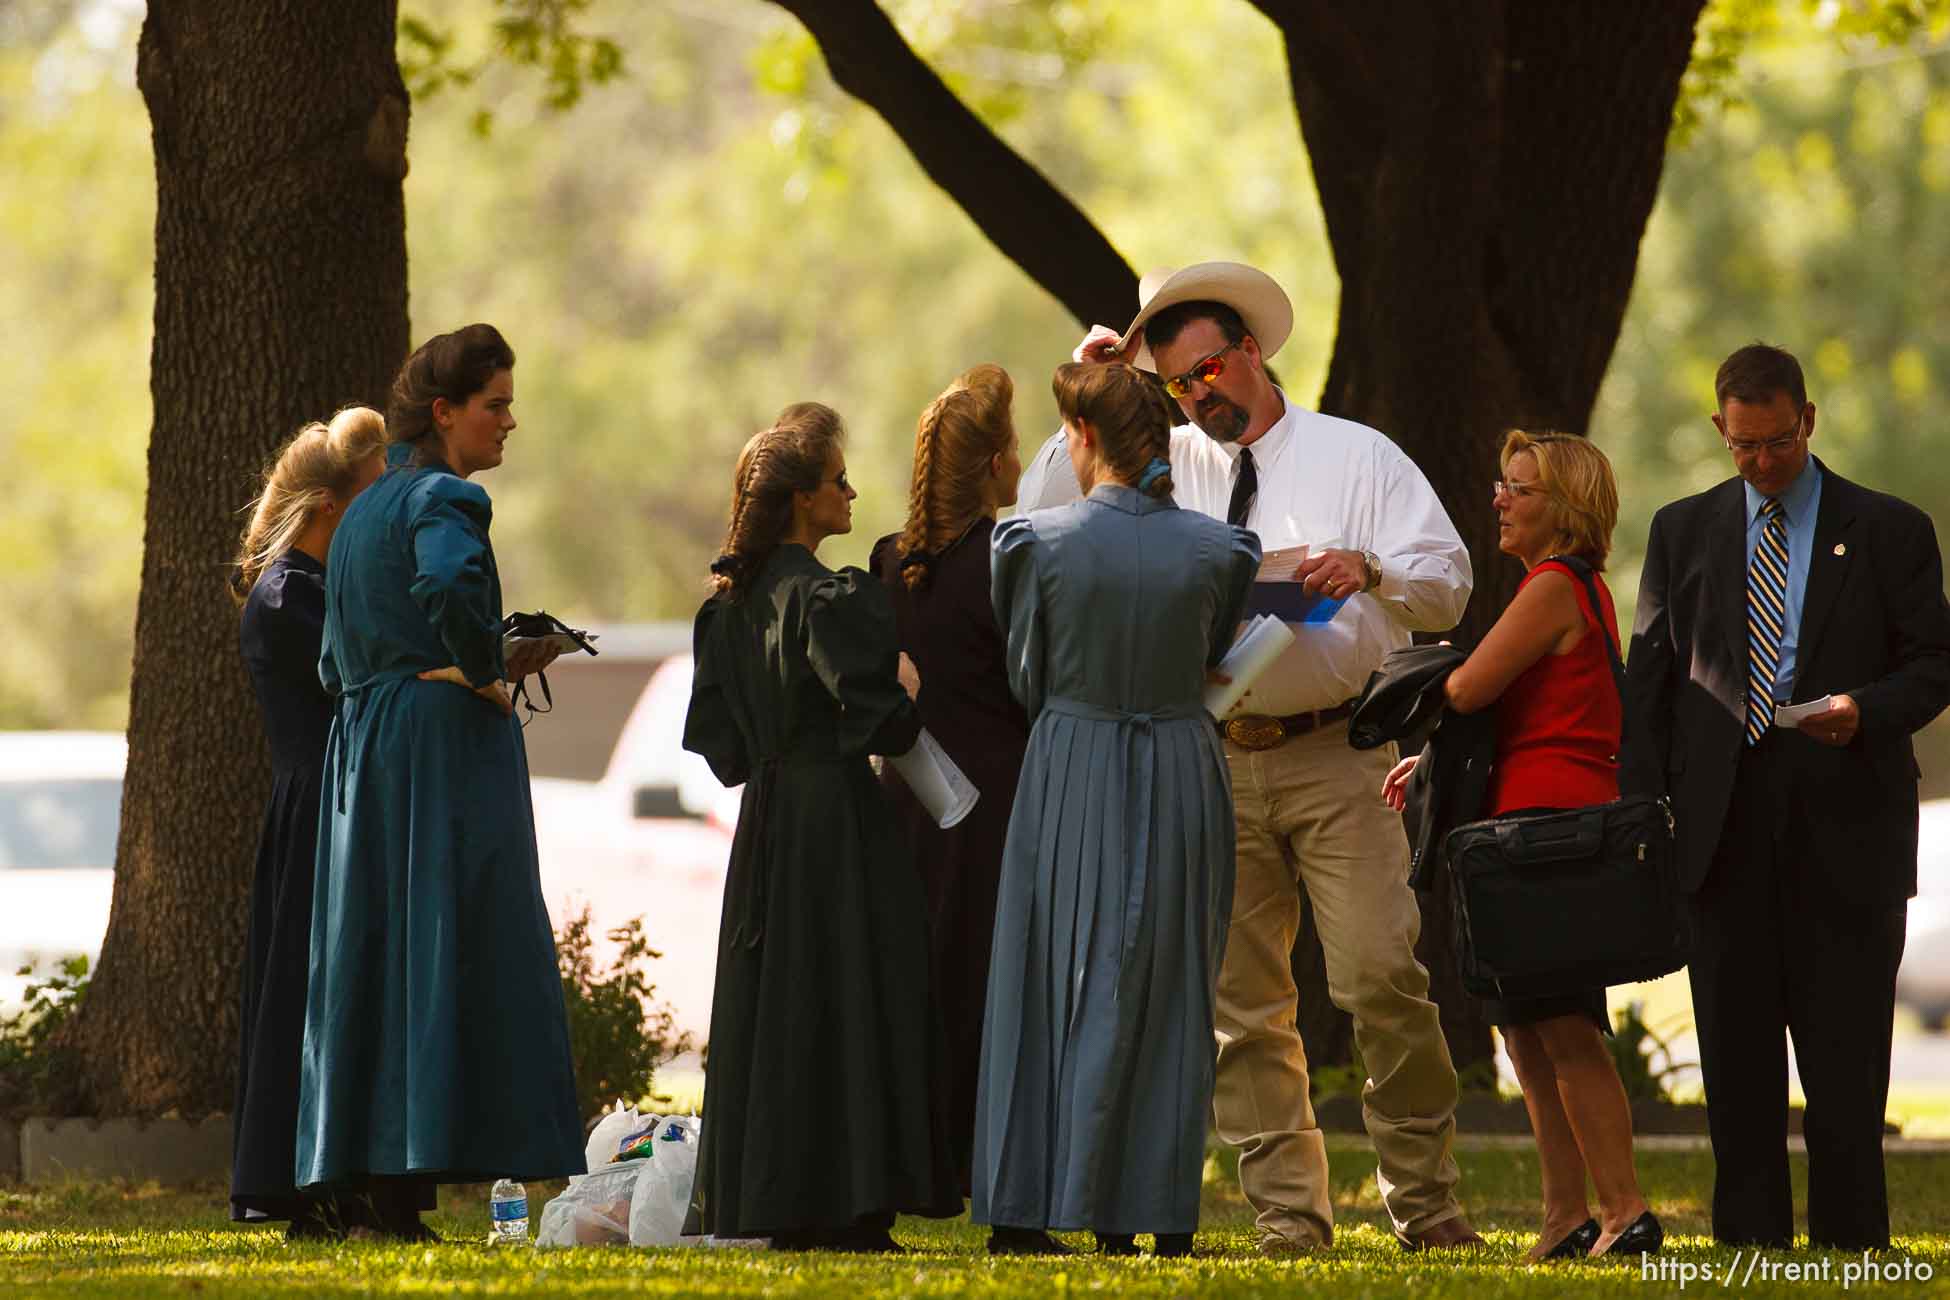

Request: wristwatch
left=1360, top=550, right=1383, bottom=592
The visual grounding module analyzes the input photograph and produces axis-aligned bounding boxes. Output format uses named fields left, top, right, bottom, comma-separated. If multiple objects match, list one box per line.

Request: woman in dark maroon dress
left=870, top=365, right=1028, bottom=1216
left=1382, top=431, right=1657, bottom=1260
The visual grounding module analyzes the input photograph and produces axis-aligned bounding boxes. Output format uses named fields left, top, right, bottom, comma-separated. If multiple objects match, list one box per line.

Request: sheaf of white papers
left=1204, top=615, right=1297, bottom=720
left=1772, top=695, right=1834, bottom=728
left=887, top=727, right=980, bottom=829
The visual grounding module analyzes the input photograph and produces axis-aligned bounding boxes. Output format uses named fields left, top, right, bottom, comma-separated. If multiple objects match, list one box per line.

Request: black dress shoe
left=1541, top=1218, right=1599, bottom=1260
left=1605, top=1211, right=1663, bottom=1257
left=1095, top=1232, right=1139, bottom=1256
left=1154, top=1232, right=1195, bottom=1258
left=988, top=1227, right=1074, bottom=1256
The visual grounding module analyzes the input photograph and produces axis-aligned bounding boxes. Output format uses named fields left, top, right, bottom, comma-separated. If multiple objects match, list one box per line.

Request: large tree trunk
left=1266, top=0, right=1706, bottom=1069
left=66, top=0, right=410, bottom=1116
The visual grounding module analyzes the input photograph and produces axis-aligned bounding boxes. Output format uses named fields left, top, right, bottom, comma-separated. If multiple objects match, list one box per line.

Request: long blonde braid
left=893, top=364, right=1015, bottom=590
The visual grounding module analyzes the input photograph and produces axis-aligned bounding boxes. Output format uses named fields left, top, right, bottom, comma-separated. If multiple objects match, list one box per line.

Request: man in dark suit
left=1624, top=343, right=1950, bottom=1250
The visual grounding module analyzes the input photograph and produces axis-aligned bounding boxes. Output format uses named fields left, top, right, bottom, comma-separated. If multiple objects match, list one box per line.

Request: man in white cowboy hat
left=1017, top=261, right=1480, bottom=1254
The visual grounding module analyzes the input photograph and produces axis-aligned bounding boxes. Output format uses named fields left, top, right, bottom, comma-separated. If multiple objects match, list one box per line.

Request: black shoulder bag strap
left=1545, top=553, right=1627, bottom=749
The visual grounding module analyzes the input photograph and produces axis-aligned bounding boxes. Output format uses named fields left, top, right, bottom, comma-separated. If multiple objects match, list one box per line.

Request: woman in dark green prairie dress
left=683, top=402, right=959, bottom=1252
left=297, top=324, right=583, bottom=1238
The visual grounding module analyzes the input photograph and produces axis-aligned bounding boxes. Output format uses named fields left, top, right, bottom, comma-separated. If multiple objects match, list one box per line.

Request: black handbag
left=1443, top=555, right=1689, bottom=999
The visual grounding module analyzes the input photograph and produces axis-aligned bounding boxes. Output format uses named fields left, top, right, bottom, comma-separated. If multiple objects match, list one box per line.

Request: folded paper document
left=1204, top=615, right=1297, bottom=719
left=887, top=728, right=980, bottom=829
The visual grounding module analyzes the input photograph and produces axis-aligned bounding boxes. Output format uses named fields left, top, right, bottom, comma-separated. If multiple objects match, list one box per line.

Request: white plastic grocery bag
left=628, top=1115, right=702, bottom=1246
left=535, top=1164, right=640, bottom=1248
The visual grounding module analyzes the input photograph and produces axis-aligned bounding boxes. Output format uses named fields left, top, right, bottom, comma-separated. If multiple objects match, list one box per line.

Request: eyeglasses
left=1162, top=342, right=1243, bottom=399
left=1492, top=479, right=1544, bottom=501
left=1722, top=417, right=1804, bottom=458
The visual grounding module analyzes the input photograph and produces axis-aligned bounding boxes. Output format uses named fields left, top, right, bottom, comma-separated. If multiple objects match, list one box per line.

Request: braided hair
left=708, top=402, right=846, bottom=597
left=893, top=364, right=1015, bottom=590
left=1051, top=361, right=1177, bottom=498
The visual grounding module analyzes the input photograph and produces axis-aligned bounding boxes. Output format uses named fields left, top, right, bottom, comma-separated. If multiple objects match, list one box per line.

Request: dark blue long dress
left=296, top=445, right=583, bottom=1190
left=232, top=550, right=330, bottom=1222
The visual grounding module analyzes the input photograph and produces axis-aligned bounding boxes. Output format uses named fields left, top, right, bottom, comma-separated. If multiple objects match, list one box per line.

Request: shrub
left=556, top=907, right=695, bottom=1125
left=0, top=956, right=90, bottom=1118
left=1607, top=1000, right=1692, bottom=1104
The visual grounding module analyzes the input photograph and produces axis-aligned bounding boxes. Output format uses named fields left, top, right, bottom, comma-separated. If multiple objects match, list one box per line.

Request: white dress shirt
left=1016, top=393, right=1472, bottom=714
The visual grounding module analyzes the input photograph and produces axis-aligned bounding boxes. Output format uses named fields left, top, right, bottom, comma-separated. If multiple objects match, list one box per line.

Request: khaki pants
left=1213, top=723, right=1462, bottom=1244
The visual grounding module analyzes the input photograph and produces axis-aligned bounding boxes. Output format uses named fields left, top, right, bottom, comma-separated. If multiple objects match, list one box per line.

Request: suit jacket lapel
left=1710, top=480, right=1749, bottom=671
left=1792, top=461, right=1857, bottom=694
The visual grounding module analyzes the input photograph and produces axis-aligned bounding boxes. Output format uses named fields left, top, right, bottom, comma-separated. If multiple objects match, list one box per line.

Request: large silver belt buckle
left=1224, top=714, right=1287, bottom=751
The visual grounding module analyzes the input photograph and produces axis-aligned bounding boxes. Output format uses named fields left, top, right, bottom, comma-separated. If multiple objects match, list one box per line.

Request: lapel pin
left=1833, top=543, right=1847, bottom=557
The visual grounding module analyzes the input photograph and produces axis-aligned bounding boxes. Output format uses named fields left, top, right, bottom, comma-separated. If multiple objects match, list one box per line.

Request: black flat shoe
left=988, top=1227, right=1074, bottom=1256
left=1541, top=1218, right=1599, bottom=1260
left=1154, top=1232, right=1195, bottom=1258
left=1604, top=1211, right=1663, bottom=1257
left=1095, top=1232, right=1139, bottom=1256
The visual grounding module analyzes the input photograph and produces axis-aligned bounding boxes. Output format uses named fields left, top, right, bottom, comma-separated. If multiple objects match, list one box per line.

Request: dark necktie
left=1227, top=448, right=1257, bottom=527
left=1745, top=496, right=1790, bottom=744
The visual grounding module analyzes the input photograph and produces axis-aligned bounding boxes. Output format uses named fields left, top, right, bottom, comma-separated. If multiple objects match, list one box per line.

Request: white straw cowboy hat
left=1114, top=261, right=1294, bottom=374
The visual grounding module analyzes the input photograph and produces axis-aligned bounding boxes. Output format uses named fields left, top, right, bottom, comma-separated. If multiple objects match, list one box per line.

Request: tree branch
left=769, top=0, right=1135, bottom=327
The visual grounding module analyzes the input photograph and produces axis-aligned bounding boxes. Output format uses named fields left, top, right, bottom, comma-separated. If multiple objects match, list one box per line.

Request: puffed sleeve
left=805, top=568, right=921, bottom=757
left=1210, top=524, right=1263, bottom=667
left=681, top=598, right=751, bottom=787
left=990, top=515, right=1046, bottom=718
left=404, top=474, right=505, bottom=688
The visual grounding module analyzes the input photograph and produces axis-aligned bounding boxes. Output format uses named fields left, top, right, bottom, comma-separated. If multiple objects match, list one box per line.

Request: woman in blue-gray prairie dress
left=297, top=325, right=583, bottom=1238
left=973, top=362, right=1258, bottom=1257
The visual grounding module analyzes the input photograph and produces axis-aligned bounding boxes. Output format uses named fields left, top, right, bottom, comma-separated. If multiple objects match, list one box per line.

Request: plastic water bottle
left=489, top=1178, right=529, bottom=1245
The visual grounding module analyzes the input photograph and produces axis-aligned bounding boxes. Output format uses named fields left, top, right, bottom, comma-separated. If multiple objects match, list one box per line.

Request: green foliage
left=1676, top=0, right=1950, bottom=144
left=556, top=906, right=693, bottom=1122
left=0, top=955, right=90, bottom=1118
left=1604, top=1001, right=1692, bottom=1106
left=401, top=0, right=624, bottom=134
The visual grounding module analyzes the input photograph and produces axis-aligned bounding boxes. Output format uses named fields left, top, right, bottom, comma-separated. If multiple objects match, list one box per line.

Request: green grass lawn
left=6, top=1141, right=1950, bottom=1297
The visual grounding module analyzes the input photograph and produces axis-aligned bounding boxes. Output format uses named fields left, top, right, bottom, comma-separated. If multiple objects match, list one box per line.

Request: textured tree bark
left=65, top=0, right=410, bottom=1115
left=768, top=0, right=1137, bottom=325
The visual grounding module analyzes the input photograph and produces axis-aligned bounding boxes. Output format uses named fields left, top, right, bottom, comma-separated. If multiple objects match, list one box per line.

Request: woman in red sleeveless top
left=1381, top=432, right=1656, bottom=1260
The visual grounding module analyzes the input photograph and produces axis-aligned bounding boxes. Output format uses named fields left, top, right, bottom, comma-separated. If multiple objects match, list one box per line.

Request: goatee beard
left=1194, top=396, right=1249, bottom=444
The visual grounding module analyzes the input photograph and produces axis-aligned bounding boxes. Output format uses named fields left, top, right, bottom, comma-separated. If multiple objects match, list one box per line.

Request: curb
left=16, top=1115, right=230, bottom=1185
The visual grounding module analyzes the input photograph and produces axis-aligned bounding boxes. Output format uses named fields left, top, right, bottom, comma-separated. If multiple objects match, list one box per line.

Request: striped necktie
left=1745, top=496, right=1790, bottom=744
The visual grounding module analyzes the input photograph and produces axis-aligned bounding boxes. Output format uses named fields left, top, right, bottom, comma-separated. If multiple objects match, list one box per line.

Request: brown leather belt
left=1220, top=701, right=1358, bottom=751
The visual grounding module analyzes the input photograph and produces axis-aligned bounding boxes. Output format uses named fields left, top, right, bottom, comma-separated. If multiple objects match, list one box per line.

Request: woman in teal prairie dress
left=683, top=402, right=959, bottom=1252
left=973, top=363, right=1258, bottom=1257
left=297, top=324, right=583, bottom=1236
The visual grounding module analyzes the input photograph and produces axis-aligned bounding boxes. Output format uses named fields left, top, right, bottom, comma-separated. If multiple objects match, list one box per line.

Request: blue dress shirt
left=1743, top=459, right=1823, bottom=703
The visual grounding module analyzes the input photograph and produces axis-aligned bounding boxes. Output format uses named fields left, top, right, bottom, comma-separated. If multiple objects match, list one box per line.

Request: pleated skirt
left=972, top=704, right=1235, bottom=1233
